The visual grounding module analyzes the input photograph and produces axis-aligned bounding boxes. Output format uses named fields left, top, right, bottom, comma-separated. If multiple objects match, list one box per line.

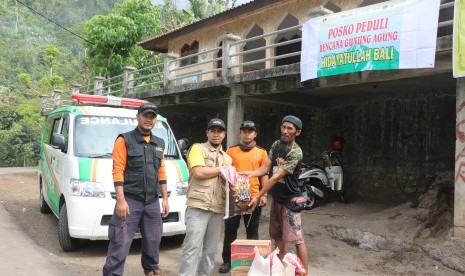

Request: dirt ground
left=0, top=168, right=463, bottom=276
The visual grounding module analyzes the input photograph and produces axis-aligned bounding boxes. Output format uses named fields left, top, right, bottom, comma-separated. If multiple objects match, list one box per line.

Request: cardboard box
left=231, top=239, right=271, bottom=271
left=230, top=270, right=249, bottom=276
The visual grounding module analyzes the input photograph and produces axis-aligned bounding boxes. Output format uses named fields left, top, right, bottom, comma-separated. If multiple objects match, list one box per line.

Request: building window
left=276, top=35, right=301, bottom=66
left=180, top=41, right=199, bottom=67
left=243, top=24, right=265, bottom=72
left=217, top=41, right=223, bottom=77
left=275, top=14, right=301, bottom=67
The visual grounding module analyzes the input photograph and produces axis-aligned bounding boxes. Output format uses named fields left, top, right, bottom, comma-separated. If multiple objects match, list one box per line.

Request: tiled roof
left=138, top=0, right=283, bottom=52
left=139, top=0, right=254, bottom=44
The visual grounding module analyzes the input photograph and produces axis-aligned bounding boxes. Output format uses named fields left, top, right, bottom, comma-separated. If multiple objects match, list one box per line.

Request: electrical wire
left=14, top=0, right=93, bottom=44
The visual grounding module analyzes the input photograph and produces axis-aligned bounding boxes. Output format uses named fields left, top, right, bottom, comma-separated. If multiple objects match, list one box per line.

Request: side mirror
left=51, top=133, right=66, bottom=152
left=177, top=138, right=189, bottom=157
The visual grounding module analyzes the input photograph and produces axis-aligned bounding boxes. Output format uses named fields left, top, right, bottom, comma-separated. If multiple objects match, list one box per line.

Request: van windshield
left=74, top=116, right=179, bottom=159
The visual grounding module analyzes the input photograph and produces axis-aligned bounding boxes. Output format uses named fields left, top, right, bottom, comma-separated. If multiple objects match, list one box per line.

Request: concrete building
left=76, top=0, right=465, bottom=242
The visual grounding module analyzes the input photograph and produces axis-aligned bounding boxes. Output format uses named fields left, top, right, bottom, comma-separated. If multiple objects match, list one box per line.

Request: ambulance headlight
left=176, top=181, right=188, bottom=196
left=70, top=179, right=105, bottom=198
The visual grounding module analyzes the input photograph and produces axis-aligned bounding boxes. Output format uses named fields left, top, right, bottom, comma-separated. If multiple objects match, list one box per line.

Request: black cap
left=240, top=120, right=256, bottom=131
left=282, top=115, right=302, bottom=130
left=207, top=118, right=226, bottom=130
left=138, top=103, right=158, bottom=116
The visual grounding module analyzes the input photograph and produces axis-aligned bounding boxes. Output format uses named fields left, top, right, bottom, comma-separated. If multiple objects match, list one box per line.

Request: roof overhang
left=138, top=0, right=283, bottom=52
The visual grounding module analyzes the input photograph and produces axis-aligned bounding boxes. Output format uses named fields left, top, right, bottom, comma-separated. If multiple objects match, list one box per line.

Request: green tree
left=188, top=0, right=235, bottom=19
left=0, top=105, right=22, bottom=130
left=113, top=0, right=162, bottom=39
left=83, top=13, right=142, bottom=77
left=43, top=45, right=61, bottom=77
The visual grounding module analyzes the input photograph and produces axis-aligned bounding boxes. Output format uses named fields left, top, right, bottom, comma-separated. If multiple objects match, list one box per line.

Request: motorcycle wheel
left=339, top=188, right=347, bottom=203
left=303, top=184, right=316, bottom=210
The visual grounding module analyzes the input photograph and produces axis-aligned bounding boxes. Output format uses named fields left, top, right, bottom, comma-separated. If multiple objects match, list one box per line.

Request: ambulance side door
left=43, top=114, right=68, bottom=212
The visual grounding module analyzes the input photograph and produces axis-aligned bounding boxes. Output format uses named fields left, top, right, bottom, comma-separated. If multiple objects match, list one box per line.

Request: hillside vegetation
left=0, top=0, right=234, bottom=166
left=0, top=0, right=126, bottom=166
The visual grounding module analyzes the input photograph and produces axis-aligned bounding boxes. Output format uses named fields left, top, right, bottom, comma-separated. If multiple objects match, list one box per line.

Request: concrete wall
left=324, top=91, right=455, bottom=202
left=167, top=87, right=456, bottom=203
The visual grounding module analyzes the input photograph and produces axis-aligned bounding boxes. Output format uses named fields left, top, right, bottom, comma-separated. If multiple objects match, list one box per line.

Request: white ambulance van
left=38, top=94, right=188, bottom=251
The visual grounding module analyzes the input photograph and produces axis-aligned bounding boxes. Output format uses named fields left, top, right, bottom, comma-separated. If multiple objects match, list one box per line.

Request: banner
left=454, top=0, right=465, bottom=77
left=301, top=0, right=441, bottom=81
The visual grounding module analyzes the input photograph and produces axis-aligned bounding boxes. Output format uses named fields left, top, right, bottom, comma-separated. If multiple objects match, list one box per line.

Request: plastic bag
left=248, top=247, right=301, bottom=276
left=271, top=248, right=296, bottom=276
left=221, top=166, right=251, bottom=219
left=247, top=246, right=270, bottom=276
left=283, top=253, right=306, bottom=276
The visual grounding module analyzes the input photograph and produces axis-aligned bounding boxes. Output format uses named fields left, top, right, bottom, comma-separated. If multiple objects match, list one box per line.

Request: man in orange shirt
left=219, top=120, right=268, bottom=273
left=103, top=103, right=169, bottom=276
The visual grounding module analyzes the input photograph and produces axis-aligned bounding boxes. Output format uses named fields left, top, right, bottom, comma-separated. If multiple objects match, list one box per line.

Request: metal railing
left=130, top=63, right=164, bottom=94
left=168, top=46, right=223, bottom=83
left=229, top=25, right=302, bottom=70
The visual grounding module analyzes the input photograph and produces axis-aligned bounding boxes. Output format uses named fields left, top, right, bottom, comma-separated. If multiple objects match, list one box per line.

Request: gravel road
left=0, top=167, right=462, bottom=276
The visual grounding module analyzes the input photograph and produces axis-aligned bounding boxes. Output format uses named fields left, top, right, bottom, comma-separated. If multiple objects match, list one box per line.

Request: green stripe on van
left=175, top=159, right=189, bottom=181
left=78, top=158, right=93, bottom=181
left=73, top=106, right=86, bottom=115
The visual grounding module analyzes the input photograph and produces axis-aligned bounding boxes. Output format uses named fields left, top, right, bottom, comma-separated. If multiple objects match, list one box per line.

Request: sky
left=151, top=0, right=253, bottom=10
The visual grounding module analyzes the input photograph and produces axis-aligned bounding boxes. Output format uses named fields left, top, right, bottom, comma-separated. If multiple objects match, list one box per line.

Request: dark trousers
left=221, top=206, right=261, bottom=264
left=103, top=197, right=162, bottom=276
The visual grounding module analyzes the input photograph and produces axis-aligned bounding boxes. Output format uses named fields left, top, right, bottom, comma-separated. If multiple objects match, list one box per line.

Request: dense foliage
left=0, top=0, right=233, bottom=167
left=0, top=0, right=125, bottom=166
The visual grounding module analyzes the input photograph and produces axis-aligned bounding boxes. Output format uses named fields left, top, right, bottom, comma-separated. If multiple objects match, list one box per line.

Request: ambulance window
left=152, top=121, right=179, bottom=159
left=61, top=116, right=69, bottom=153
left=74, top=115, right=138, bottom=157
left=47, top=117, right=61, bottom=144
left=44, top=119, right=54, bottom=144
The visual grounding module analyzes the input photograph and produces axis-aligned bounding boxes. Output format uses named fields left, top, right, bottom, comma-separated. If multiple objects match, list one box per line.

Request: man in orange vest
left=219, top=120, right=269, bottom=273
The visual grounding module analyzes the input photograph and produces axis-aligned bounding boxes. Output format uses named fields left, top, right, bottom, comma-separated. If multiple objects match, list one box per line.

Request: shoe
left=218, top=263, right=231, bottom=273
left=145, top=269, right=161, bottom=276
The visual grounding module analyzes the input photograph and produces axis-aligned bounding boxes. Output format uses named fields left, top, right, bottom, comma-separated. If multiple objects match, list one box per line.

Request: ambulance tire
left=39, top=180, right=51, bottom=214
left=58, top=203, right=81, bottom=252
left=172, top=233, right=186, bottom=244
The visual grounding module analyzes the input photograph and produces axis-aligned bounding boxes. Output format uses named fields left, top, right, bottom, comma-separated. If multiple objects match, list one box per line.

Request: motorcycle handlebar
left=303, top=150, right=342, bottom=166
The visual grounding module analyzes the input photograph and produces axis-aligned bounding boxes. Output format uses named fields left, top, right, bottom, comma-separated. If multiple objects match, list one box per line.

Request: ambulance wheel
left=39, top=180, right=51, bottom=214
left=58, top=203, right=81, bottom=251
left=172, top=234, right=186, bottom=244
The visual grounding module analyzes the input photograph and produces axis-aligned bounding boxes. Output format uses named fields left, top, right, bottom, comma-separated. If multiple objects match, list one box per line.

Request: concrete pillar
left=39, top=95, right=48, bottom=115
left=221, top=33, right=241, bottom=78
left=71, top=84, right=80, bottom=94
left=53, top=90, right=62, bottom=108
left=94, top=76, right=105, bottom=95
left=305, top=3, right=336, bottom=19
left=226, top=85, right=244, bottom=147
left=123, top=66, right=136, bottom=96
left=455, top=77, right=465, bottom=239
left=163, top=53, right=178, bottom=87
left=265, top=35, right=277, bottom=69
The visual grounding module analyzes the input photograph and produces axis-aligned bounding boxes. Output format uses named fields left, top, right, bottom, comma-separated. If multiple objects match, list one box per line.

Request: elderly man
left=247, top=115, right=308, bottom=276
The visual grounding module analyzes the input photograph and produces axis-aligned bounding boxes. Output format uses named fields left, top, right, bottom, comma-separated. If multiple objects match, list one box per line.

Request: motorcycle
left=298, top=150, right=345, bottom=210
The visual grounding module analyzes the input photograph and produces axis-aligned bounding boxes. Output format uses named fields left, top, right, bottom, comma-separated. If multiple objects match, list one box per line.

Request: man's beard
left=280, top=135, right=291, bottom=144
